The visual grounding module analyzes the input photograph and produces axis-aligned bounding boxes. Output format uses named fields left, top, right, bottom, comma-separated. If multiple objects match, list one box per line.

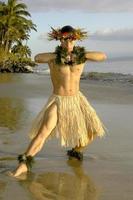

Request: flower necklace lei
left=55, top=45, right=87, bottom=66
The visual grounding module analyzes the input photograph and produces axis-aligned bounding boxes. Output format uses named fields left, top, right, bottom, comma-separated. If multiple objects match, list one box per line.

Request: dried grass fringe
left=28, top=91, right=107, bottom=148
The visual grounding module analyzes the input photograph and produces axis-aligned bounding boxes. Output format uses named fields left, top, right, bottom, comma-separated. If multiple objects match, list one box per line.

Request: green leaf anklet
left=17, top=154, right=35, bottom=171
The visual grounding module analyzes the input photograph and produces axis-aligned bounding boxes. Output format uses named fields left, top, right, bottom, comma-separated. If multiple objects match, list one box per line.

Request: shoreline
left=32, top=68, right=133, bottom=85
left=0, top=73, right=133, bottom=104
left=1, top=71, right=133, bottom=85
left=81, top=71, right=133, bottom=85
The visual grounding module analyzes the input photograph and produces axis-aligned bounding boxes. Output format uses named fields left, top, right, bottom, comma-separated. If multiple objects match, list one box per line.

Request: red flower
left=62, top=32, right=69, bottom=36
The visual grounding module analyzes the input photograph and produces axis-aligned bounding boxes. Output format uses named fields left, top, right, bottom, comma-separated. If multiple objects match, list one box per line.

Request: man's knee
left=43, top=102, right=58, bottom=131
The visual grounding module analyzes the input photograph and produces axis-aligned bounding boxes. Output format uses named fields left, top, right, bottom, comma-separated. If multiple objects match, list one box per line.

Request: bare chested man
left=8, top=25, right=107, bottom=177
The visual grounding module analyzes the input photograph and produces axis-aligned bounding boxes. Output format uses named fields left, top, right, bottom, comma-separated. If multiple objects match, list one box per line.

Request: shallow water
left=35, top=58, right=133, bottom=75
left=0, top=73, right=133, bottom=200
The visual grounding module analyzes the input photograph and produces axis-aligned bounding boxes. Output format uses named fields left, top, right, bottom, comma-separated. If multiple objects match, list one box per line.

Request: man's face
left=60, top=38, right=76, bottom=52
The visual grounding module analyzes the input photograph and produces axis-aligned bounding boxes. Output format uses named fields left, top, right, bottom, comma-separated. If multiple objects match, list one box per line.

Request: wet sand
left=0, top=73, right=133, bottom=200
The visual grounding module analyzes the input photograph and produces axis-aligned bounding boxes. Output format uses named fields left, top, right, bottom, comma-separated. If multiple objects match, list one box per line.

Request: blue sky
left=20, top=0, right=133, bottom=59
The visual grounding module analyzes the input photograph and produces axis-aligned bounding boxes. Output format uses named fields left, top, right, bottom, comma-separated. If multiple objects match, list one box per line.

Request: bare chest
left=49, top=60, right=85, bottom=75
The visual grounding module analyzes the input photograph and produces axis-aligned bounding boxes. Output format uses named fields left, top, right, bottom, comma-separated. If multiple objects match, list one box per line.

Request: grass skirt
left=28, top=91, right=106, bottom=148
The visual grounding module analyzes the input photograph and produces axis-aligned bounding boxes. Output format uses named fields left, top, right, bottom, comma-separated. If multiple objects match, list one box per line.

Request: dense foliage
left=0, top=0, right=37, bottom=72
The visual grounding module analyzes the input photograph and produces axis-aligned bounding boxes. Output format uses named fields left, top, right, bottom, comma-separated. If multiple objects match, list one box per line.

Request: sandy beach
left=0, top=73, right=133, bottom=200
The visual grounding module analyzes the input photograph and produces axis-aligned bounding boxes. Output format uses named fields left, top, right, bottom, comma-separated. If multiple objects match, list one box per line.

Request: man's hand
left=85, top=51, right=107, bottom=62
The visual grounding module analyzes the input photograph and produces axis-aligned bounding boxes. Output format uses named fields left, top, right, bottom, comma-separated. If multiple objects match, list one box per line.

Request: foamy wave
left=33, top=68, right=50, bottom=75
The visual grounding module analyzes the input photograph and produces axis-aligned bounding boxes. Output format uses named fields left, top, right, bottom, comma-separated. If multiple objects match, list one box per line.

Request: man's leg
left=74, top=133, right=96, bottom=152
left=73, top=145, right=85, bottom=152
left=74, top=139, right=87, bottom=152
left=9, top=102, right=58, bottom=177
left=25, top=102, right=58, bottom=156
left=67, top=141, right=86, bottom=161
left=67, top=134, right=97, bottom=160
left=68, top=135, right=96, bottom=160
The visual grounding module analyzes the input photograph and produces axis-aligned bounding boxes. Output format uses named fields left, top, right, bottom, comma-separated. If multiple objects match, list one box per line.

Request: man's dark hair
left=60, top=25, right=75, bottom=33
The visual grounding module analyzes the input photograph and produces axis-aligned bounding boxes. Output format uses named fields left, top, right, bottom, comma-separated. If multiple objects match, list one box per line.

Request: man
left=9, top=25, right=107, bottom=177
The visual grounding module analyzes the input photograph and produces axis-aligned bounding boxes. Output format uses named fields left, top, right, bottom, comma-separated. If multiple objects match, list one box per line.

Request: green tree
left=0, top=0, right=37, bottom=72
left=0, top=0, right=36, bottom=53
left=11, top=42, right=31, bottom=58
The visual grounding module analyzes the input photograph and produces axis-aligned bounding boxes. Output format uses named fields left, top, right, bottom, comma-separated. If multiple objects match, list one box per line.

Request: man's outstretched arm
left=85, top=51, right=107, bottom=62
left=34, top=52, right=56, bottom=63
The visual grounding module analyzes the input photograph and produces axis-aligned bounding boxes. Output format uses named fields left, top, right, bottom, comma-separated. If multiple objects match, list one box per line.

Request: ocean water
left=34, top=58, right=133, bottom=75
left=0, top=74, right=133, bottom=200
left=85, top=59, right=133, bottom=75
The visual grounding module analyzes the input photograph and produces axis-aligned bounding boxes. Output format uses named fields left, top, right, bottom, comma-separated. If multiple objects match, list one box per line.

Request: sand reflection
left=0, top=97, right=25, bottom=131
left=0, top=179, right=6, bottom=199
left=21, top=160, right=99, bottom=200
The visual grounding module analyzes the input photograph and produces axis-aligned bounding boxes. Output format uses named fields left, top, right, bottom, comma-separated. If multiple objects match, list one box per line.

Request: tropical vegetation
left=0, top=0, right=37, bottom=72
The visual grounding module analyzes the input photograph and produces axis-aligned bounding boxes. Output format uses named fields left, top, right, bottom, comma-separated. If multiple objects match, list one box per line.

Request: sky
left=8, top=0, right=133, bottom=58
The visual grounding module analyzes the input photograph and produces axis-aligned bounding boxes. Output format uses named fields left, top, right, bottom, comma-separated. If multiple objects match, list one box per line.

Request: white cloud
left=22, top=0, right=133, bottom=12
left=89, top=28, right=133, bottom=41
left=38, top=28, right=133, bottom=41
left=38, top=32, right=48, bottom=40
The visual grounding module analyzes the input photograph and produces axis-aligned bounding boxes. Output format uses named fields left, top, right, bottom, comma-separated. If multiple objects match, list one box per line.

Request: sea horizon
left=33, top=56, right=133, bottom=75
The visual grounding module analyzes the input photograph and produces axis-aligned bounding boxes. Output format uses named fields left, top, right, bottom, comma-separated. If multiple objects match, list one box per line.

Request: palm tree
left=11, top=42, right=31, bottom=58
left=0, top=1, right=6, bottom=47
left=0, top=0, right=36, bottom=53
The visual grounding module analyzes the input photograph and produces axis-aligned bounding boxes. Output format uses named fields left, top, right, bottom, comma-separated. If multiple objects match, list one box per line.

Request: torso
left=48, top=57, right=85, bottom=96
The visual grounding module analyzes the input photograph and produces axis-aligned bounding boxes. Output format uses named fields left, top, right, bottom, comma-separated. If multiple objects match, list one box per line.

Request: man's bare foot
left=7, top=163, right=28, bottom=178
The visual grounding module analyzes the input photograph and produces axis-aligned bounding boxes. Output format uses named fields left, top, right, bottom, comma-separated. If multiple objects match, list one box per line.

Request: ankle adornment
left=67, top=148, right=83, bottom=161
left=17, top=154, right=35, bottom=171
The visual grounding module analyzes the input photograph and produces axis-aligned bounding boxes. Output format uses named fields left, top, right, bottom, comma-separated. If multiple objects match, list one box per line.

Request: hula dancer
left=9, top=25, right=107, bottom=177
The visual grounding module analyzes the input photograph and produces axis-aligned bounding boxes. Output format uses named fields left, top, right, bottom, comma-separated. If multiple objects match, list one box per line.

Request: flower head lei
left=48, top=25, right=88, bottom=41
